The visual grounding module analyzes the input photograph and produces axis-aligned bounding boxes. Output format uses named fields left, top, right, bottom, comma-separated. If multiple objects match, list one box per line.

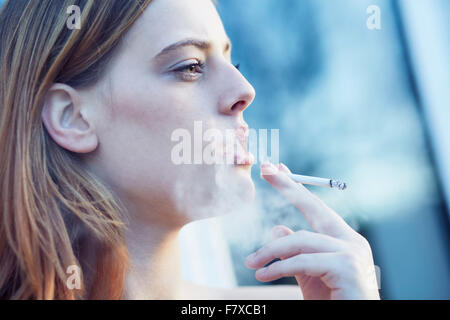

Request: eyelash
left=173, top=61, right=241, bottom=81
left=173, top=61, right=205, bottom=80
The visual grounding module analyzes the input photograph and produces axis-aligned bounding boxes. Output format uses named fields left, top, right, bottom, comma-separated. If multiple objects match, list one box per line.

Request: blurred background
left=180, top=0, right=450, bottom=300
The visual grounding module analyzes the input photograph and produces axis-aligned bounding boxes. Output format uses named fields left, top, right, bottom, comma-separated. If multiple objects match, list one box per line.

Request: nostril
left=231, top=100, right=246, bottom=113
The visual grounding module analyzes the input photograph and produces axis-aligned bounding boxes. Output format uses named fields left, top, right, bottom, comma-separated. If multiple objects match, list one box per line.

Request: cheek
left=96, top=83, right=216, bottom=205
left=95, top=76, right=253, bottom=218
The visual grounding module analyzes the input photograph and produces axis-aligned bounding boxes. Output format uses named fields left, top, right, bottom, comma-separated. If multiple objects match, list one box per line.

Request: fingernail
left=272, top=227, right=286, bottom=239
left=260, top=162, right=278, bottom=175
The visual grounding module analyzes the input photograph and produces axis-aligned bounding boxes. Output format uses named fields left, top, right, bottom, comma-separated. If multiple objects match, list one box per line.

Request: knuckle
left=321, top=270, right=342, bottom=285
left=313, top=219, right=336, bottom=235
left=338, top=251, right=360, bottom=273
left=360, top=236, right=371, bottom=249
left=354, top=233, right=372, bottom=251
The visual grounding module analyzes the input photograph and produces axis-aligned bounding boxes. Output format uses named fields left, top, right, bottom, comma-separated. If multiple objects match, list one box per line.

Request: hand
left=245, top=162, right=380, bottom=300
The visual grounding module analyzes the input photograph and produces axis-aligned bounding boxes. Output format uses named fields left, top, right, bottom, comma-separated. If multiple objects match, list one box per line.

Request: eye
left=174, top=62, right=204, bottom=74
left=183, top=63, right=203, bottom=74
left=172, top=61, right=205, bottom=81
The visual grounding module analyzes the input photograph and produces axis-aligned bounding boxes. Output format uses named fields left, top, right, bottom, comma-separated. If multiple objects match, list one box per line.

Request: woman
left=0, top=0, right=380, bottom=299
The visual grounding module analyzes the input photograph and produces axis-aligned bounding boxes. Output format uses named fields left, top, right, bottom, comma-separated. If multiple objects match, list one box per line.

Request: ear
left=42, top=83, right=98, bottom=154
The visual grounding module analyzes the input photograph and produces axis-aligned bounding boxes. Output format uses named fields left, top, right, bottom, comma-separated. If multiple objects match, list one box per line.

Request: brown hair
left=0, top=0, right=152, bottom=299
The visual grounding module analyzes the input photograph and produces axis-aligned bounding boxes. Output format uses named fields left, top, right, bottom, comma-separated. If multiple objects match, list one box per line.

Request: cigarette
left=286, top=173, right=347, bottom=191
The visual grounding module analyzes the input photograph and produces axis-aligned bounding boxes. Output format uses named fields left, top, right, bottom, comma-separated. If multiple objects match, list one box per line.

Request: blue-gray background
left=217, top=0, right=450, bottom=299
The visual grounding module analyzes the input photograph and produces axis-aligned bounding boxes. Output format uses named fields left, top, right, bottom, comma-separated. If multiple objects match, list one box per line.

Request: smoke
left=175, top=161, right=313, bottom=255
left=220, top=179, right=313, bottom=256
left=170, top=127, right=363, bottom=267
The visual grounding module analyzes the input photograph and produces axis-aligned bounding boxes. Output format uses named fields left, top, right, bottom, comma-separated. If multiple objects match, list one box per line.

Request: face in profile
left=54, top=0, right=256, bottom=224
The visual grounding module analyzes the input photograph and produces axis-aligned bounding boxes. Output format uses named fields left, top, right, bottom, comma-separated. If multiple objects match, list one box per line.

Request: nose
left=218, top=65, right=256, bottom=116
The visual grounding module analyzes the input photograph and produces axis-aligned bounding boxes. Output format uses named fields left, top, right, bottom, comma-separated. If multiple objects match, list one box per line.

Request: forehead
left=125, top=0, right=228, bottom=56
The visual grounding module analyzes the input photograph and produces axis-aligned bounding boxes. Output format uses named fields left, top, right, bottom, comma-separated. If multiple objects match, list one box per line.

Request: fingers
left=253, top=251, right=380, bottom=299
left=245, top=229, right=347, bottom=270
left=260, top=162, right=355, bottom=239
left=254, top=252, right=338, bottom=283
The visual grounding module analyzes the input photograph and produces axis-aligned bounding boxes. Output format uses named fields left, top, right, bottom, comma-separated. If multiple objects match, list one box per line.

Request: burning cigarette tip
left=330, top=179, right=347, bottom=191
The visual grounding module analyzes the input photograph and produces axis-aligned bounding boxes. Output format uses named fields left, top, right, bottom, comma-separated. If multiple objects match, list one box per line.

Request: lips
left=210, top=125, right=254, bottom=166
left=234, top=126, right=249, bottom=152
left=233, top=149, right=255, bottom=166
left=232, top=126, right=254, bottom=166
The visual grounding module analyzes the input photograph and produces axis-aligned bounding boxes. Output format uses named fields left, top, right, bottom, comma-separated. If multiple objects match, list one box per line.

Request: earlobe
left=42, top=83, right=98, bottom=154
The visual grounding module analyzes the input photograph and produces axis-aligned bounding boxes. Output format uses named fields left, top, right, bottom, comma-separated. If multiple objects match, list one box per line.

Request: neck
left=123, top=215, right=184, bottom=299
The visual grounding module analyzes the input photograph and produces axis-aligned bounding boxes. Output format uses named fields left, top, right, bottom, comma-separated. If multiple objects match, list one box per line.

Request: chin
left=232, top=164, right=256, bottom=203
left=176, top=164, right=255, bottom=222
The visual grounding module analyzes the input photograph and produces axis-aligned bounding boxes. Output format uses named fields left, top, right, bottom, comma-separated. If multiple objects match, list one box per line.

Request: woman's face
left=82, top=0, right=256, bottom=224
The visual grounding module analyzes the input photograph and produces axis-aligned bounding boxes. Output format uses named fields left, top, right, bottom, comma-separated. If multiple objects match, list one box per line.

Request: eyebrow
left=154, top=38, right=232, bottom=59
